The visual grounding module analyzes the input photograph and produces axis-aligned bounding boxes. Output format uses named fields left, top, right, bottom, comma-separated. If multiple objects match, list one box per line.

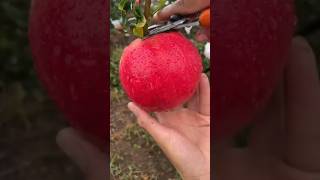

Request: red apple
left=213, top=0, right=296, bottom=138
left=119, top=32, right=203, bottom=111
left=29, top=0, right=108, bottom=145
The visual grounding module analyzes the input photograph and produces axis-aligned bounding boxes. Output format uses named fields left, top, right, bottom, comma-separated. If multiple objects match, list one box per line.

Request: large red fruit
left=213, top=0, right=296, bottom=138
left=29, top=0, right=108, bottom=144
left=119, top=32, right=203, bottom=111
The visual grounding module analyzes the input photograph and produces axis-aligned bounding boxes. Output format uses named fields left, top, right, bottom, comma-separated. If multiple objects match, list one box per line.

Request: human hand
left=153, top=0, right=210, bottom=22
left=215, top=37, right=320, bottom=179
left=154, top=0, right=210, bottom=41
left=56, top=128, right=108, bottom=180
left=128, top=74, right=210, bottom=180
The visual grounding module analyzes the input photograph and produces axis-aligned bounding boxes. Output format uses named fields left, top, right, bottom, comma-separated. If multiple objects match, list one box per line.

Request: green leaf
left=133, top=27, right=144, bottom=38
left=134, top=6, right=146, bottom=28
left=121, top=12, right=128, bottom=26
left=153, top=0, right=167, bottom=14
left=118, top=0, right=132, bottom=12
left=117, top=0, right=126, bottom=11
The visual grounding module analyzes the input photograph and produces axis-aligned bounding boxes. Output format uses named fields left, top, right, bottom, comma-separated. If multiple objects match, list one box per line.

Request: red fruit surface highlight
left=120, top=32, right=203, bottom=111
left=29, top=0, right=108, bottom=145
left=213, top=0, right=296, bottom=138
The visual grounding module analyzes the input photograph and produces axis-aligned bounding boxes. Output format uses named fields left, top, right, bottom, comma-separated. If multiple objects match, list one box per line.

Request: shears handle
left=199, top=8, right=210, bottom=28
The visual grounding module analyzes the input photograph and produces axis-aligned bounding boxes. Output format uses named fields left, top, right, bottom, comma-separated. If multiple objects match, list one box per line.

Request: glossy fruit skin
left=29, top=0, right=108, bottom=144
left=119, top=32, right=203, bottom=111
left=213, top=0, right=296, bottom=138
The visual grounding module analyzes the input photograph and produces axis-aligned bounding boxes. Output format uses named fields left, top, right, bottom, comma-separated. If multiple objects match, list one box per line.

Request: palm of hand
left=128, top=73, right=210, bottom=179
left=215, top=38, right=320, bottom=180
left=156, top=108, right=210, bottom=177
left=156, top=108, right=210, bottom=152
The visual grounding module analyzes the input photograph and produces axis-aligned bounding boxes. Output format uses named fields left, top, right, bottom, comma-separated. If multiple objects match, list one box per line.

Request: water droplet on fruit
left=76, top=14, right=85, bottom=21
left=233, top=72, right=240, bottom=80
left=266, top=34, right=273, bottom=41
left=81, top=60, right=96, bottom=67
left=65, top=55, right=73, bottom=65
left=253, top=8, right=262, bottom=18
left=252, top=56, right=257, bottom=63
left=66, top=1, right=76, bottom=10
left=260, top=69, right=266, bottom=78
left=53, top=46, right=62, bottom=57
left=53, top=75, right=58, bottom=81
left=70, top=84, right=78, bottom=101
left=270, top=17, right=278, bottom=31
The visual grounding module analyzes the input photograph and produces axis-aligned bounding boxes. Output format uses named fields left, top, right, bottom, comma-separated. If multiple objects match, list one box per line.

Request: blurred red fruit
left=213, top=0, right=296, bottom=138
left=29, top=0, right=108, bottom=146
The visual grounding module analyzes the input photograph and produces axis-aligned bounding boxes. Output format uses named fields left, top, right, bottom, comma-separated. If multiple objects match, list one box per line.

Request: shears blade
left=147, top=19, right=188, bottom=36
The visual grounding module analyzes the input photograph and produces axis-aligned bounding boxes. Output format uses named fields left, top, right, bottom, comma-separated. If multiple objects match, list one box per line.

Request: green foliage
left=152, top=0, right=167, bottom=15
left=132, top=6, right=147, bottom=37
left=134, top=6, right=146, bottom=27
left=117, top=0, right=149, bottom=37
left=0, top=0, right=45, bottom=131
left=116, top=0, right=176, bottom=38
left=193, top=41, right=210, bottom=78
left=110, top=47, right=124, bottom=94
left=110, top=0, right=122, bottom=19
left=118, top=0, right=133, bottom=12
left=0, top=0, right=39, bottom=90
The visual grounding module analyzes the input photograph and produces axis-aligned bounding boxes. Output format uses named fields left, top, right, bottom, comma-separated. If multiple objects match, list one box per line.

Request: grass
left=111, top=151, right=159, bottom=180
left=124, top=123, right=160, bottom=151
left=110, top=93, right=181, bottom=179
left=110, top=46, right=124, bottom=94
left=110, top=120, right=181, bottom=179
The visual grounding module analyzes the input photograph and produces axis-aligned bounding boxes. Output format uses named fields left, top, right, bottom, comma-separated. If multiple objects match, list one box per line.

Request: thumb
left=153, top=0, right=210, bottom=22
left=153, top=0, right=194, bottom=22
left=127, top=102, right=172, bottom=144
left=127, top=102, right=206, bottom=177
left=56, top=128, right=108, bottom=180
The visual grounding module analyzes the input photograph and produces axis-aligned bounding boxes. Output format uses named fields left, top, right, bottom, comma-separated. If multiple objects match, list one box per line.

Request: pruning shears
left=147, top=8, right=210, bottom=36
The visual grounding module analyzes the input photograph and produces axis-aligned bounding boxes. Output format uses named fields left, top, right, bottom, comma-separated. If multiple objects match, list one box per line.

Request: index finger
left=199, top=73, right=210, bottom=116
left=153, top=0, right=210, bottom=22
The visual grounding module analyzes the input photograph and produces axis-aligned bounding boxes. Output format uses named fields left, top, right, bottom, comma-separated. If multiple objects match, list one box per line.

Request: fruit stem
left=144, top=0, right=151, bottom=34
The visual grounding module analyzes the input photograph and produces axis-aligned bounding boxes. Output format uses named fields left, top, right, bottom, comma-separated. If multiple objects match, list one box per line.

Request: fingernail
left=293, top=36, right=308, bottom=47
left=128, top=102, right=139, bottom=115
left=293, top=36, right=312, bottom=53
left=153, top=11, right=160, bottom=21
left=128, top=102, right=144, bottom=126
left=128, top=102, right=135, bottom=111
left=201, top=73, right=207, bottom=78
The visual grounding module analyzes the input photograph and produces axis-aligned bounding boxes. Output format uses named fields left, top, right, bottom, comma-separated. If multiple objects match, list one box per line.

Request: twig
left=144, top=0, right=151, bottom=34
